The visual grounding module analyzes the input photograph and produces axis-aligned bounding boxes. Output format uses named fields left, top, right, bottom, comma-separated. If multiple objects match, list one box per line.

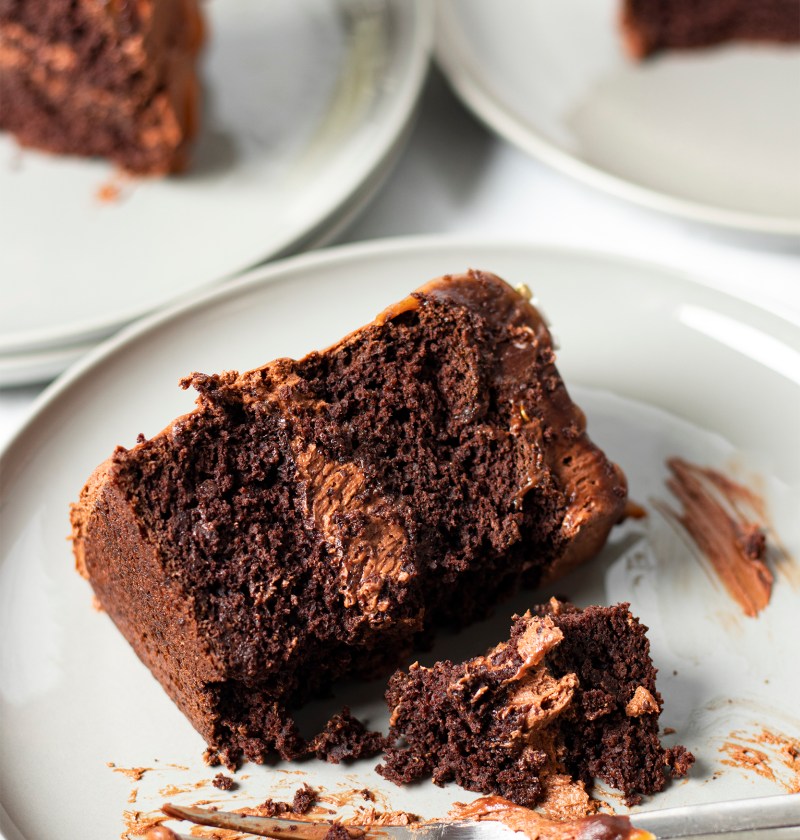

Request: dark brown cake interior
left=621, top=0, right=800, bottom=58
left=115, top=295, right=571, bottom=709
left=535, top=603, right=692, bottom=798
left=72, top=271, right=627, bottom=766
left=379, top=602, right=692, bottom=807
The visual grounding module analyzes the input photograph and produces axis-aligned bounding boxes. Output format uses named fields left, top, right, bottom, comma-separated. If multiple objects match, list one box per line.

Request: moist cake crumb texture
left=309, top=707, right=387, bottom=764
left=211, top=772, right=235, bottom=791
left=291, top=783, right=318, bottom=815
left=379, top=600, right=693, bottom=807
left=70, top=270, right=626, bottom=767
left=0, top=0, right=204, bottom=173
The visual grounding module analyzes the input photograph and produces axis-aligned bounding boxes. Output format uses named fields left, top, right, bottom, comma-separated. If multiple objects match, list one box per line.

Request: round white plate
left=1, top=239, right=799, bottom=839
left=436, top=0, right=800, bottom=235
left=0, top=0, right=432, bottom=356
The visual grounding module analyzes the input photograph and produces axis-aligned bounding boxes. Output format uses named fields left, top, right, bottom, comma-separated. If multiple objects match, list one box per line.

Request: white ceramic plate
left=1, top=239, right=799, bottom=839
left=0, top=0, right=432, bottom=357
left=436, top=0, right=800, bottom=235
left=0, top=146, right=399, bottom=389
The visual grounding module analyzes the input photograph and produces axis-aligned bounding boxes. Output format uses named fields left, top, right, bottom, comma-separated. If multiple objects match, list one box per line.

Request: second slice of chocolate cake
left=620, top=0, right=800, bottom=58
left=0, top=0, right=204, bottom=174
left=70, top=270, right=627, bottom=766
left=379, top=601, right=693, bottom=810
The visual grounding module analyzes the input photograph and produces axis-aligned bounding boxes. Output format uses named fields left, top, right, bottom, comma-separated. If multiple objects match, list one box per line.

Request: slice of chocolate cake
left=0, top=0, right=204, bottom=174
left=621, top=0, right=800, bottom=59
left=70, top=270, right=627, bottom=766
left=379, top=601, right=693, bottom=809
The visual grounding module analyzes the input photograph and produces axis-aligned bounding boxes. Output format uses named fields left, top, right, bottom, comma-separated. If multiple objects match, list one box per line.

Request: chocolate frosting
left=380, top=271, right=627, bottom=582
left=658, top=458, right=773, bottom=617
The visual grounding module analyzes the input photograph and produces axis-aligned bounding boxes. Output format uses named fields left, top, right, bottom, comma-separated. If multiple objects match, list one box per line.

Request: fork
left=162, top=792, right=800, bottom=840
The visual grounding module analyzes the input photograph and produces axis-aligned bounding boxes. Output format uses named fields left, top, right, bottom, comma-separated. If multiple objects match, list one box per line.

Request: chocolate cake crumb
left=663, top=727, right=676, bottom=735
left=360, top=789, right=374, bottom=801
left=291, top=783, right=318, bottom=814
left=202, top=748, right=221, bottom=767
left=380, top=600, right=693, bottom=807
left=212, top=773, right=236, bottom=791
left=666, top=745, right=695, bottom=777
left=261, top=799, right=293, bottom=817
left=310, top=707, right=386, bottom=764
left=323, top=823, right=352, bottom=840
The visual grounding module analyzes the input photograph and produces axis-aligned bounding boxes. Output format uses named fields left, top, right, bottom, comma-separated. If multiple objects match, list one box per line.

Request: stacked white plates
left=0, top=0, right=432, bottom=386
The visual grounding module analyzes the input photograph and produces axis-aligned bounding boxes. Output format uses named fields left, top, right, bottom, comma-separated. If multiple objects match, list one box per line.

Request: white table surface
left=1, top=70, right=799, bottom=451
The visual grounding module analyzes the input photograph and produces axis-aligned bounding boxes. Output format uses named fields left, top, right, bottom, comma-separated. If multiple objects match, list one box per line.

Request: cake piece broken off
left=70, top=270, right=627, bottom=767
left=620, top=0, right=800, bottom=59
left=0, top=0, right=204, bottom=174
left=379, top=601, right=693, bottom=810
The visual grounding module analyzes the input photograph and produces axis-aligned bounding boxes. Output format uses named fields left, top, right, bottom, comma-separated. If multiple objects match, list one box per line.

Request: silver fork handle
left=632, top=793, right=800, bottom=839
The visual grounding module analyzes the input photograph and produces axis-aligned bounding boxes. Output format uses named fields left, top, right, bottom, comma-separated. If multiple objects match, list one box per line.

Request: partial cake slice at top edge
left=378, top=600, right=693, bottom=813
left=0, top=0, right=204, bottom=174
left=620, top=0, right=800, bottom=59
left=70, top=270, right=627, bottom=767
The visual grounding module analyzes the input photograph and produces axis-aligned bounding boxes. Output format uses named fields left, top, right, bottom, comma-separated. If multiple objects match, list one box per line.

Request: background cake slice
left=621, top=0, right=800, bottom=59
left=379, top=601, right=693, bottom=810
left=70, top=270, right=627, bottom=766
left=0, top=0, right=204, bottom=174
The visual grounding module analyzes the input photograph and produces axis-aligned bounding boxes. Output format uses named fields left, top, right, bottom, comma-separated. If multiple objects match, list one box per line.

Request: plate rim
left=0, top=83, right=419, bottom=388
left=435, top=1, right=800, bottom=238
left=3, top=233, right=799, bottom=467
left=0, top=0, right=434, bottom=357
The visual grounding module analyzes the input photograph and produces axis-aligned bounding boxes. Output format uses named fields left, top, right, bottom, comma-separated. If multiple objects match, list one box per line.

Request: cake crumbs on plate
left=259, top=797, right=293, bottom=817
left=721, top=727, right=800, bottom=793
left=203, top=747, right=221, bottom=767
left=292, top=783, right=318, bottom=813
left=323, top=825, right=351, bottom=840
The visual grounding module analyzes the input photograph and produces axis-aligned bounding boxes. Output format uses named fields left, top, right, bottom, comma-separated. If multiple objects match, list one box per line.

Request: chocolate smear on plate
left=656, top=458, right=774, bottom=617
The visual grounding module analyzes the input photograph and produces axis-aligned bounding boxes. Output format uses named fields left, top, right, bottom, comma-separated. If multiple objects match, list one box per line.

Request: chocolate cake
left=0, top=0, right=204, bottom=174
left=70, top=270, right=627, bottom=766
left=621, top=0, right=800, bottom=58
left=379, top=601, right=693, bottom=808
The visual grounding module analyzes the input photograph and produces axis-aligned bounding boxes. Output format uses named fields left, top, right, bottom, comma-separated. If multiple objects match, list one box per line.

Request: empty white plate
left=437, top=0, right=800, bottom=235
left=0, top=0, right=432, bottom=358
left=1, top=239, right=799, bottom=838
